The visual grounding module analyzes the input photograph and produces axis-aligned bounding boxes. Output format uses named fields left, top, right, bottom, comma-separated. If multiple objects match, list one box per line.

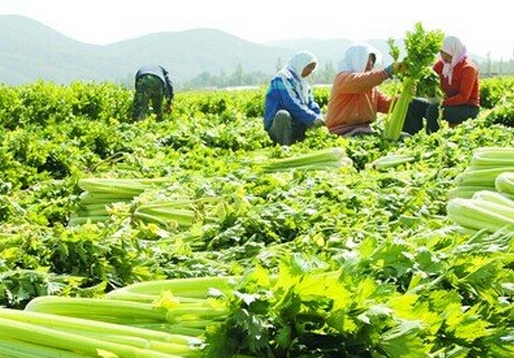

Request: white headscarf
left=285, top=50, right=318, bottom=101
left=287, top=50, right=318, bottom=78
left=340, top=42, right=382, bottom=73
left=441, top=36, right=467, bottom=85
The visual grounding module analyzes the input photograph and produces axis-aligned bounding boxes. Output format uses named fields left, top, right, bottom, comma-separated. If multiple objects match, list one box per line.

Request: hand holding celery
left=384, top=23, right=444, bottom=140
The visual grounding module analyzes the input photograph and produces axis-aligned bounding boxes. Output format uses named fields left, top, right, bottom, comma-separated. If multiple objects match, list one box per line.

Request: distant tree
left=487, top=52, right=492, bottom=76
left=184, top=66, right=270, bottom=89
left=118, top=73, right=133, bottom=89
left=235, top=63, right=243, bottom=86
left=510, top=49, right=514, bottom=74
left=311, top=61, right=336, bottom=84
left=275, top=57, right=283, bottom=72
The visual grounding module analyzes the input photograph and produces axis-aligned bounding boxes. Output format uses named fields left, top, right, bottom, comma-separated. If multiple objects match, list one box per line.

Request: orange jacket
left=433, top=57, right=480, bottom=107
left=326, top=69, right=391, bottom=133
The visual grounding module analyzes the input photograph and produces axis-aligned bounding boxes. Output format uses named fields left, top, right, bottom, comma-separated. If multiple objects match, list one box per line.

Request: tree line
left=180, top=60, right=339, bottom=90
left=181, top=59, right=514, bottom=90
left=117, top=58, right=514, bottom=90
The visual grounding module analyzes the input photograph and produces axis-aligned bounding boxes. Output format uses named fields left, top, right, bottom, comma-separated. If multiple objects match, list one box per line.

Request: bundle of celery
left=384, top=22, right=443, bottom=140
left=71, top=177, right=225, bottom=231
left=369, top=153, right=416, bottom=170
left=133, top=197, right=224, bottom=231
left=4, top=276, right=243, bottom=357
left=447, top=190, right=514, bottom=233
left=24, top=276, right=238, bottom=336
left=0, top=307, right=203, bottom=357
left=70, top=177, right=172, bottom=226
left=496, top=172, right=514, bottom=197
left=260, top=147, right=353, bottom=172
left=449, top=147, right=514, bottom=199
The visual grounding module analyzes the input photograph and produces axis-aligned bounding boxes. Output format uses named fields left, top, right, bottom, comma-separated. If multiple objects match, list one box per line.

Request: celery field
left=1, top=77, right=514, bottom=357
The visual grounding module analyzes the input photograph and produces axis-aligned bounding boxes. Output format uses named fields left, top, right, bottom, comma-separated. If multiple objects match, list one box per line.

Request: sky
left=0, top=0, right=512, bottom=61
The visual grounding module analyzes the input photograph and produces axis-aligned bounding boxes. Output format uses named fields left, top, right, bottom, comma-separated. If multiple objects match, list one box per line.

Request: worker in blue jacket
left=264, top=51, right=325, bottom=146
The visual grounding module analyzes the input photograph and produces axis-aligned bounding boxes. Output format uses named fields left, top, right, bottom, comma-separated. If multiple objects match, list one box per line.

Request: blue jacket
left=263, top=67, right=321, bottom=130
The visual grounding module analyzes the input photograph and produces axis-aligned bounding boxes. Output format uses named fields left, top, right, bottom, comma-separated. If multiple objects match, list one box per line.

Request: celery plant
left=384, top=22, right=443, bottom=140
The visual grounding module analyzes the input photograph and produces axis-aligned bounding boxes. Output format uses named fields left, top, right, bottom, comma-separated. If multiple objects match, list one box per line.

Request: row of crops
left=0, top=77, right=514, bottom=356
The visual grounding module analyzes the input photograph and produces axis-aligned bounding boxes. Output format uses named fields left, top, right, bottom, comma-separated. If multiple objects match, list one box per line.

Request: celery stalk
left=0, top=336, right=87, bottom=358
left=107, top=275, right=238, bottom=299
left=24, top=296, right=169, bottom=323
left=0, top=307, right=196, bottom=344
left=0, top=317, right=182, bottom=358
left=384, top=77, right=415, bottom=140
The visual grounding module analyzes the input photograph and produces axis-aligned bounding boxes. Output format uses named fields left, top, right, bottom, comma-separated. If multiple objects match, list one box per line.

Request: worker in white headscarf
left=264, top=50, right=325, bottom=146
left=326, top=42, right=428, bottom=137
left=426, top=35, right=480, bottom=132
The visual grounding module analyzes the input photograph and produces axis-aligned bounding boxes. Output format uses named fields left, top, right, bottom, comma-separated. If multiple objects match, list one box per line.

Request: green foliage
left=0, top=269, right=95, bottom=309
left=484, top=92, right=514, bottom=127
left=0, top=79, right=513, bottom=356
left=480, top=76, right=514, bottom=109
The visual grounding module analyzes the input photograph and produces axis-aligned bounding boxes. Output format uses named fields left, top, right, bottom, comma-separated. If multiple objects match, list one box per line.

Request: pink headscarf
left=441, top=36, right=467, bottom=85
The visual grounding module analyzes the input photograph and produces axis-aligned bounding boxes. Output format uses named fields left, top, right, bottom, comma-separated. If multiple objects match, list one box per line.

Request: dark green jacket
left=135, top=65, right=174, bottom=103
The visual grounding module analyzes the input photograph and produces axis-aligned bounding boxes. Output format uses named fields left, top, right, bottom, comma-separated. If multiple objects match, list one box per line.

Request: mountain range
left=0, top=15, right=486, bottom=88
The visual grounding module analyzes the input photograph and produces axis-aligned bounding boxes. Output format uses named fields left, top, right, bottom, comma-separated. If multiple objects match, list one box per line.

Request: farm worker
left=264, top=50, right=325, bottom=146
left=326, top=42, right=426, bottom=136
left=132, top=65, right=174, bottom=121
left=423, top=35, right=480, bottom=133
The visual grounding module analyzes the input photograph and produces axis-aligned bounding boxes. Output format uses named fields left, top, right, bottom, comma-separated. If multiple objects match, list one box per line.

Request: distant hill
left=266, top=38, right=401, bottom=69
left=0, top=15, right=126, bottom=84
left=101, top=28, right=295, bottom=85
left=0, top=15, right=296, bottom=87
left=0, top=15, right=489, bottom=88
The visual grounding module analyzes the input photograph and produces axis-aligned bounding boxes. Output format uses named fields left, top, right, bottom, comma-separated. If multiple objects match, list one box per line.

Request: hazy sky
left=0, top=0, right=512, bottom=61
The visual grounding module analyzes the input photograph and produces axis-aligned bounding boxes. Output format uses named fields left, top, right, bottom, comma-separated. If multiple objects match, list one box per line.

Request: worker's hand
left=408, top=82, right=417, bottom=96
left=164, top=103, right=173, bottom=113
left=312, top=116, right=326, bottom=128
left=385, top=62, right=406, bottom=78
left=393, top=61, right=407, bottom=75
